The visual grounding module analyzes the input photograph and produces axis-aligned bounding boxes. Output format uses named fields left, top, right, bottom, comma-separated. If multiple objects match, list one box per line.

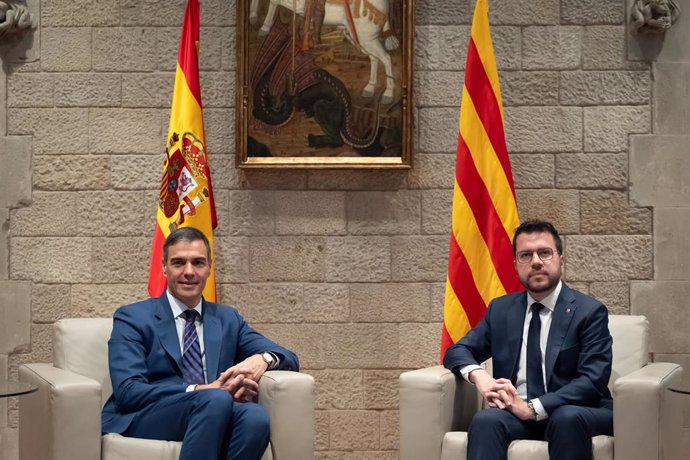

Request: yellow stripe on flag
left=168, top=64, right=205, bottom=139
left=443, top=279, right=472, bottom=343
left=451, top=181, right=506, bottom=305
left=460, top=87, right=519, bottom=236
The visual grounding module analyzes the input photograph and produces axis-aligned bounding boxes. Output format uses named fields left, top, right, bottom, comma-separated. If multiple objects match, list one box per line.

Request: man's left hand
left=508, top=397, right=535, bottom=421
left=222, top=354, right=269, bottom=383
left=229, top=377, right=259, bottom=403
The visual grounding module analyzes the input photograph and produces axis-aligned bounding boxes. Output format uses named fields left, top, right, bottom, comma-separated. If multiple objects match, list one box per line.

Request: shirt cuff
left=268, top=352, right=280, bottom=369
left=531, top=398, right=548, bottom=421
left=186, top=384, right=196, bottom=392
left=459, top=364, right=483, bottom=383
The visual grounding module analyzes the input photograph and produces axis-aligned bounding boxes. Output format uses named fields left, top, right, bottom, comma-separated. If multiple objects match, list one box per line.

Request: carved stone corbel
left=630, top=0, right=681, bottom=34
left=0, top=1, right=35, bottom=40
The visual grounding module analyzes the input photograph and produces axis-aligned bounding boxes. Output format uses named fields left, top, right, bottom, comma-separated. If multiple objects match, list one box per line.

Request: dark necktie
left=526, top=302, right=546, bottom=399
left=181, top=309, right=204, bottom=385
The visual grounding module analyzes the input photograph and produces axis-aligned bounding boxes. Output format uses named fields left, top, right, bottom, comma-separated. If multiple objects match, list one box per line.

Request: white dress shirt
left=167, top=291, right=207, bottom=390
left=461, top=281, right=563, bottom=421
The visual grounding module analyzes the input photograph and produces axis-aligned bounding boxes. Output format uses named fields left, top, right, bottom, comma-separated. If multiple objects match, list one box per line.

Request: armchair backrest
left=483, top=314, right=649, bottom=392
left=53, top=318, right=114, bottom=405
left=608, top=314, right=649, bottom=388
left=50, top=314, right=647, bottom=407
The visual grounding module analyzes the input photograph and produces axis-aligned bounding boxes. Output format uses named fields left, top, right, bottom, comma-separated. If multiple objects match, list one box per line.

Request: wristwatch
left=262, top=352, right=275, bottom=369
left=527, top=400, right=538, bottom=421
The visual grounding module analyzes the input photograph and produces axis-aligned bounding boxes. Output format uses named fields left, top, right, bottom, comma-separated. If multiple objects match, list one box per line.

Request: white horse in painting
left=250, top=0, right=399, bottom=104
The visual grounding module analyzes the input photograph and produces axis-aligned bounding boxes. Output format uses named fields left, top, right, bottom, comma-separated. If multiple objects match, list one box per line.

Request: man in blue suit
left=443, top=220, right=613, bottom=460
left=102, top=227, right=299, bottom=460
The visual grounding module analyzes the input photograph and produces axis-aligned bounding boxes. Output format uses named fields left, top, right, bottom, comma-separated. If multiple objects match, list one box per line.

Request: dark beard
left=523, top=273, right=560, bottom=294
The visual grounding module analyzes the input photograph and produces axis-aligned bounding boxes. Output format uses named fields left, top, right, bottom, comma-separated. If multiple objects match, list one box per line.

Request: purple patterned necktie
left=181, top=309, right=204, bottom=385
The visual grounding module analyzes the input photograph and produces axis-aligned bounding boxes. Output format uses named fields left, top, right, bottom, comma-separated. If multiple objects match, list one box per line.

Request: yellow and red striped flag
left=148, top=0, right=217, bottom=301
left=440, top=0, right=522, bottom=361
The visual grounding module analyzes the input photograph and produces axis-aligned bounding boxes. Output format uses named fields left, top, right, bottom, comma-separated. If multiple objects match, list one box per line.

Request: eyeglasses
left=516, top=248, right=556, bottom=264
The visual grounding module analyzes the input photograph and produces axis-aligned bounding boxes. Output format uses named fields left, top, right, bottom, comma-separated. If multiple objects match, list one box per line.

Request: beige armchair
left=399, top=315, right=683, bottom=460
left=18, top=318, right=315, bottom=460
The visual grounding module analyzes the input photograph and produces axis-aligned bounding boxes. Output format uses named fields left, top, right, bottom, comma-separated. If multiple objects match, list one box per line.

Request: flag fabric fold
left=440, top=0, right=521, bottom=361
left=148, top=0, right=217, bottom=302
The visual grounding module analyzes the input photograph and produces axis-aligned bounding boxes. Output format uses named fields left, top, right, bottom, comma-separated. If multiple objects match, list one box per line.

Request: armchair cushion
left=440, top=433, right=613, bottom=460
left=101, top=434, right=183, bottom=460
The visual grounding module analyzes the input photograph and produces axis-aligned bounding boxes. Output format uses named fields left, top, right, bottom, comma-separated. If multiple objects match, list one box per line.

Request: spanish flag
left=148, top=0, right=217, bottom=302
left=440, top=0, right=522, bottom=361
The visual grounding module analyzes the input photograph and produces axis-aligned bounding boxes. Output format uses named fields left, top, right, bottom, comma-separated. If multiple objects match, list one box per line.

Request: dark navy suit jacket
left=101, top=295, right=299, bottom=434
left=443, top=283, right=612, bottom=414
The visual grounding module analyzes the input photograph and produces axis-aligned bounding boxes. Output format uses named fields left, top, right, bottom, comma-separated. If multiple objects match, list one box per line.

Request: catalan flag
left=148, top=0, right=218, bottom=301
left=440, top=0, right=522, bottom=361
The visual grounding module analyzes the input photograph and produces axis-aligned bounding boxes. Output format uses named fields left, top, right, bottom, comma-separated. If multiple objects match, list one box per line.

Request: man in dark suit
left=102, top=227, right=299, bottom=460
left=443, top=220, right=613, bottom=460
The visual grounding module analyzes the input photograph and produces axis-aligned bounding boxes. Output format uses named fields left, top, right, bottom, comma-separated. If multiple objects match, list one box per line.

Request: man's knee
left=546, top=406, right=597, bottom=460
left=240, top=403, right=270, bottom=436
left=547, top=405, right=588, bottom=434
left=193, top=389, right=234, bottom=420
left=470, top=408, right=510, bottom=433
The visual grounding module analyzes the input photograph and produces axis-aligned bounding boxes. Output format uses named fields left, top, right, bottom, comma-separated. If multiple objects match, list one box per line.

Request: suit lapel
left=202, top=300, right=221, bottom=382
left=507, top=291, right=528, bottom=381
left=545, top=284, right=577, bottom=385
left=155, top=295, right=183, bottom=373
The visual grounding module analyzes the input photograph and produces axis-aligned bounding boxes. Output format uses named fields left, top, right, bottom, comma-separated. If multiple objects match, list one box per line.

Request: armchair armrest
left=19, top=363, right=103, bottom=460
left=613, top=362, right=683, bottom=460
left=399, top=365, right=480, bottom=460
left=258, top=370, right=315, bottom=460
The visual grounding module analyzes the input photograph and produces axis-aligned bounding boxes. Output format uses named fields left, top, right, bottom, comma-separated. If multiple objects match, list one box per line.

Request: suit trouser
left=124, top=389, right=270, bottom=460
left=467, top=405, right=613, bottom=460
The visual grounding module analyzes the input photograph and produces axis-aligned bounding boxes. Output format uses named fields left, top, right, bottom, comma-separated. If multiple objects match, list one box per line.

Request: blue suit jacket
left=101, top=295, right=299, bottom=434
left=443, top=283, right=612, bottom=414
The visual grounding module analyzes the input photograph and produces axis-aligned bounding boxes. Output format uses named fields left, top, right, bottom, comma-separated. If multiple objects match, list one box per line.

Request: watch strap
left=527, top=400, right=538, bottom=421
left=262, top=352, right=275, bottom=369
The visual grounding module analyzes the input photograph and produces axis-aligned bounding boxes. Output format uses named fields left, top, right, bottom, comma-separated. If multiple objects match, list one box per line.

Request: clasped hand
left=194, top=354, right=269, bottom=403
left=469, top=369, right=534, bottom=420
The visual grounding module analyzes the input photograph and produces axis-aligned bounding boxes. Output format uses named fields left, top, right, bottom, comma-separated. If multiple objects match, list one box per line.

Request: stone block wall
left=627, top=0, right=690, bottom=452
left=1, top=0, right=687, bottom=458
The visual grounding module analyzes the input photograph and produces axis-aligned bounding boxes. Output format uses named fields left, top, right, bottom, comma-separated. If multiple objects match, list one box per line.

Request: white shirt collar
left=526, top=280, right=563, bottom=313
left=166, top=290, right=203, bottom=319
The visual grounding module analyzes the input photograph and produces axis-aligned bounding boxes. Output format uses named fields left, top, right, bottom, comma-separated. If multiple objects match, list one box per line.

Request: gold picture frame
left=235, top=0, right=415, bottom=169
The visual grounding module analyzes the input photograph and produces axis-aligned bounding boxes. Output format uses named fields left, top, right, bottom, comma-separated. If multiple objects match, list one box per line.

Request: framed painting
left=235, top=0, right=415, bottom=169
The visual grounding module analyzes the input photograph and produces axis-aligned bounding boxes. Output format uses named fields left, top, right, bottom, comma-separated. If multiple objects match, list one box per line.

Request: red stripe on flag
left=440, top=323, right=455, bottom=362
left=178, top=0, right=202, bottom=108
left=456, top=138, right=522, bottom=293
left=148, top=224, right=167, bottom=298
left=447, top=234, right=489, bottom=327
left=464, top=38, right=515, bottom=196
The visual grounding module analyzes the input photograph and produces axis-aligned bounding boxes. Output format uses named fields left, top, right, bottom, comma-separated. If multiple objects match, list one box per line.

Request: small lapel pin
left=566, top=308, right=571, bottom=314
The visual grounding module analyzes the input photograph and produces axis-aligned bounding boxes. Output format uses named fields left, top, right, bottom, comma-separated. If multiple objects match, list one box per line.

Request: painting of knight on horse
left=235, top=0, right=414, bottom=168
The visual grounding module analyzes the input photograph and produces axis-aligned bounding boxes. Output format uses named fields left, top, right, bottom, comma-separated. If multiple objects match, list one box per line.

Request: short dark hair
left=163, top=227, right=211, bottom=262
left=512, top=220, right=563, bottom=255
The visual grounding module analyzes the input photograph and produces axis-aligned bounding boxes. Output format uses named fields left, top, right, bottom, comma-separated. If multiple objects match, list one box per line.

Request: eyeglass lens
left=517, top=248, right=554, bottom=263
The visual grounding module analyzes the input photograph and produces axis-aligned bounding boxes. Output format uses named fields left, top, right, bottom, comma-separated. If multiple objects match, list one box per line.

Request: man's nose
left=530, top=252, right=543, bottom=266
left=183, top=262, right=195, bottom=275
